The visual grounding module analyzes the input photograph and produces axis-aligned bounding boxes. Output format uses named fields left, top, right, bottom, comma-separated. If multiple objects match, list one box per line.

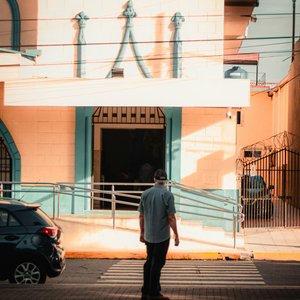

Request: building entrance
left=101, top=128, right=165, bottom=184
left=93, top=107, right=166, bottom=210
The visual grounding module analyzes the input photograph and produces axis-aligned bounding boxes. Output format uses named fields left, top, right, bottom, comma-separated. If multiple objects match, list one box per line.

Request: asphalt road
left=1, top=259, right=300, bottom=299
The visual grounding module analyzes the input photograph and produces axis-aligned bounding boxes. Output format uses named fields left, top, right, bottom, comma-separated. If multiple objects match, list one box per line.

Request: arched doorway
left=93, top=107, right=166, bottom=209
left=0, top=136, right=12, bottom=197
left=0, top=119, right=21, bottom=196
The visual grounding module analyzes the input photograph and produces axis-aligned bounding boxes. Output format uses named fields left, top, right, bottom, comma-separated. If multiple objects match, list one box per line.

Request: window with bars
left=0, top=136, right=12, bottom=181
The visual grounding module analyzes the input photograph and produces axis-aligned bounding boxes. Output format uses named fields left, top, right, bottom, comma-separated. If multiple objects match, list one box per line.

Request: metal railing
left=0, top=181, right=244, bottom=248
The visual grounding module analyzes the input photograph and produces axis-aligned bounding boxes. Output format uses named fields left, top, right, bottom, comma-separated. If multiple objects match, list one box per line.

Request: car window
left=8, top=214, right=21, bottom=226
left=0, top=209, right=8, bottom=227
left=0, top=209, right=21, bottom=227
left=14, top=208, right=55, bottom=227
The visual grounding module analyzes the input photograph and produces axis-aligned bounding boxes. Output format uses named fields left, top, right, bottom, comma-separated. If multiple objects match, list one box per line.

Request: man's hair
left=154, top=169, right=168, bottom=182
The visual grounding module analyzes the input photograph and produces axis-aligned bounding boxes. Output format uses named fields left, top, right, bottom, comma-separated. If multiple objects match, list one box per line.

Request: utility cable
left=0, top=35, right=298, bottom=49
left=0, top=12, right=299, bottom=22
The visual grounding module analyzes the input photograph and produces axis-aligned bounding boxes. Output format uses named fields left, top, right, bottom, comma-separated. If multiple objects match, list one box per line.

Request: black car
left=0, top=199, right=66, bottom=284
left=241, top=175, right=274, bottom=218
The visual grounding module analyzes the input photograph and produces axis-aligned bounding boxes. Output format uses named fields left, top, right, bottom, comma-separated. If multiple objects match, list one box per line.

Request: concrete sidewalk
left=1, top=284, right=300, bottom=300
left=243, top=227, right=300, bottom=260
left=56, top=217, right=300, bottom=261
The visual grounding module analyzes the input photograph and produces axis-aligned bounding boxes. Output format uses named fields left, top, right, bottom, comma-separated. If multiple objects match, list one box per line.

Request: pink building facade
left=1, top=0, right=279, bottom=229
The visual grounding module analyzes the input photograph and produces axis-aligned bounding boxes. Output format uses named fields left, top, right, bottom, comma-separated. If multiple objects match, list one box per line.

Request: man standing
left=138, top=169, right=179, bottom=300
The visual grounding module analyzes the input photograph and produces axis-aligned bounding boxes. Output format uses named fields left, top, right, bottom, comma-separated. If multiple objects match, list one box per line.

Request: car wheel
left=9, top=260, right=47, bottom=284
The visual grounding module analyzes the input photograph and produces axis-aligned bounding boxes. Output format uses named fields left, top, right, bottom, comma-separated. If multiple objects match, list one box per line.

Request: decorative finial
left=123, top=0, right=137, bottom=27
left=76, top=11, right=89, bottom=44
left=171, top=12, right=185, bottom=29
left=76, top=11, right=89, bottom=29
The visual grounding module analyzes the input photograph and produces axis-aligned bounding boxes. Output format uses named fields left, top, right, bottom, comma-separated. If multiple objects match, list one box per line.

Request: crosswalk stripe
left=97, top=260, right=266, bottom=286
left=102, top=274, right=262, bottom=278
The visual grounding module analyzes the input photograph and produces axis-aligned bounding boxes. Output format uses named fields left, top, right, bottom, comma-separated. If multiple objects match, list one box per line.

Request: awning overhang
left=1, top=78, right=250, bottom=107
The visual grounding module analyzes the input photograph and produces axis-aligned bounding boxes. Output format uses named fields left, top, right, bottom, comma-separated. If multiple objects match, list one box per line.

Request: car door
left=0, top=209, right=27, bottom=273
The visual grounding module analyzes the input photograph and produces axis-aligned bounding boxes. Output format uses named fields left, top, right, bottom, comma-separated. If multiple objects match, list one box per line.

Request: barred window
left=0, top=136, right=12, bottom=181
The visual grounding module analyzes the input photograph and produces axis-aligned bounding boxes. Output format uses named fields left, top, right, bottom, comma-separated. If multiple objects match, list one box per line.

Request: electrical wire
left=251, top=71, right=300, bottom=96
left=0, top=12, right=299, bottom=22
left=0, top=35, right=298, bottom=49
left=0, top=47, right=297, bottom=70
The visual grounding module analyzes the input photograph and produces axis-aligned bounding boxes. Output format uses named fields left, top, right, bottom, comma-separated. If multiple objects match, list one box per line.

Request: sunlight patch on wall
left=181, top=112, right=237, bottom=189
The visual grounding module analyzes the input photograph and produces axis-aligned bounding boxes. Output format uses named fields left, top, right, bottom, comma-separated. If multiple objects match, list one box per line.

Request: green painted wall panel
left=174, top=188, right=239, bottom=232
left=74, top=107, right=93, bottom=213
left=164, top=108, right=181, bottom=182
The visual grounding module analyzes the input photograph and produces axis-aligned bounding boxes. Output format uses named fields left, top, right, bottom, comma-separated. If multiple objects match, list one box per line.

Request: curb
left=253, top=252, right=300, bottom=261
left=65, top=251, right=242, bottom=260
left=65, top=251, right=300, bottom=261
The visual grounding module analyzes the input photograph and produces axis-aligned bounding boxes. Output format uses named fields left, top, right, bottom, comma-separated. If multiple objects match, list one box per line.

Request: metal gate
left=0, top=136, right=12, bottom=198
left=241, top=147, right=300, bottom=228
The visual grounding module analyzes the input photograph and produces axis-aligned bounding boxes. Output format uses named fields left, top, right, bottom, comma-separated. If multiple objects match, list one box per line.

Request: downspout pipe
left=292, top=0, right=296, bottom=62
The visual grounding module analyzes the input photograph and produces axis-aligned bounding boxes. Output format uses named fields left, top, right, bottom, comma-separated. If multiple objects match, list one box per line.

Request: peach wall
left=271, top=41, right=300, bottom=151
left=0, top=53, right=21, bottom=79
left=18, top=0, right=39, bottom=49
left=182, top=92, right=273, bottom=190
left=237, top=91, right=272, bottom=149
left=271, top=85, right=289, bottom=135
left=287, top=42, right=300, bottom=142
left=181, top=107, right=237, bottom=189
left=0, top=2, right=12, bottom=49
left=0, top=98, right=75, bottom=182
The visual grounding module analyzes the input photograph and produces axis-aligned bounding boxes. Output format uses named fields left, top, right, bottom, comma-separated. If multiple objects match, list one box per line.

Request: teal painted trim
left=171, top=12, right=185, bottom=78
left=0, top=48, right=41, bottom=61
left=107, top=29, right=130, bottom=78
left=0, top=119, right=21, bottom=182
left=74, top=10, right=91, bottom=212
left=7, top=0, right=21, bottom=51
left=106, top=0, right=152, bottom=78
left=75, top=107, right=93, bottom=213
left=129, top=31, right=152, bottom=78
left=75, top=107, right=93, bottom=181
left=22, top=49, right=41, bottom=60
left=76, top=12, right=89, bottom=78
left=164, top=108, right=181, bottom=183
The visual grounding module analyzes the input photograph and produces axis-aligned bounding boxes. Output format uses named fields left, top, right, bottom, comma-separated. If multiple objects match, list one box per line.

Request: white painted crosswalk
left=97, top=260, right=266, bottom=286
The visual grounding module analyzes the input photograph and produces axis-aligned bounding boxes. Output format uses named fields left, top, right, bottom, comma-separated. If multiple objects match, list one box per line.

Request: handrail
left=170, top=181, right=244, bottom=216
left=170, top=181, right=240, bottom=206
left=0, top=181, right=244, bottom=248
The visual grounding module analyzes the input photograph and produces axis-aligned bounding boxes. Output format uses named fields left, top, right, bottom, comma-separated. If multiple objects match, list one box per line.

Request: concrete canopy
left=1, top=78, right=250, bottom=107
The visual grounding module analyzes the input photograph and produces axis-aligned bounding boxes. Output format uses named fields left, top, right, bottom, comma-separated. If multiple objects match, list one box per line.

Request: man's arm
left=168, top=214, right=179, bottom=246
left=139, top=214, right=145, bottom=243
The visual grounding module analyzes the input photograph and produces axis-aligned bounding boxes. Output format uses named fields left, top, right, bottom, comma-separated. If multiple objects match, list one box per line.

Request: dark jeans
left=142, top=239, right=170, bottom=296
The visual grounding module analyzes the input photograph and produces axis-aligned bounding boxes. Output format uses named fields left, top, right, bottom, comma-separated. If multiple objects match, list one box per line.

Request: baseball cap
left=154, top=169, right=168, bottom=181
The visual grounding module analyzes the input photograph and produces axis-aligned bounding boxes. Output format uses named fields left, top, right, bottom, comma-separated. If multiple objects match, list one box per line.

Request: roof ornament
left=106, top=0, right=152, bottom=78
left=75, top=11, right=89, bottom=78
left=171, top=12, right=185, bottom=78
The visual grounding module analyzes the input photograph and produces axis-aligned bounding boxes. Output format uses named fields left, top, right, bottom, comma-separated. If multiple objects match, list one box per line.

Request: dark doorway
left=100, top=128, right=165, bottom=210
